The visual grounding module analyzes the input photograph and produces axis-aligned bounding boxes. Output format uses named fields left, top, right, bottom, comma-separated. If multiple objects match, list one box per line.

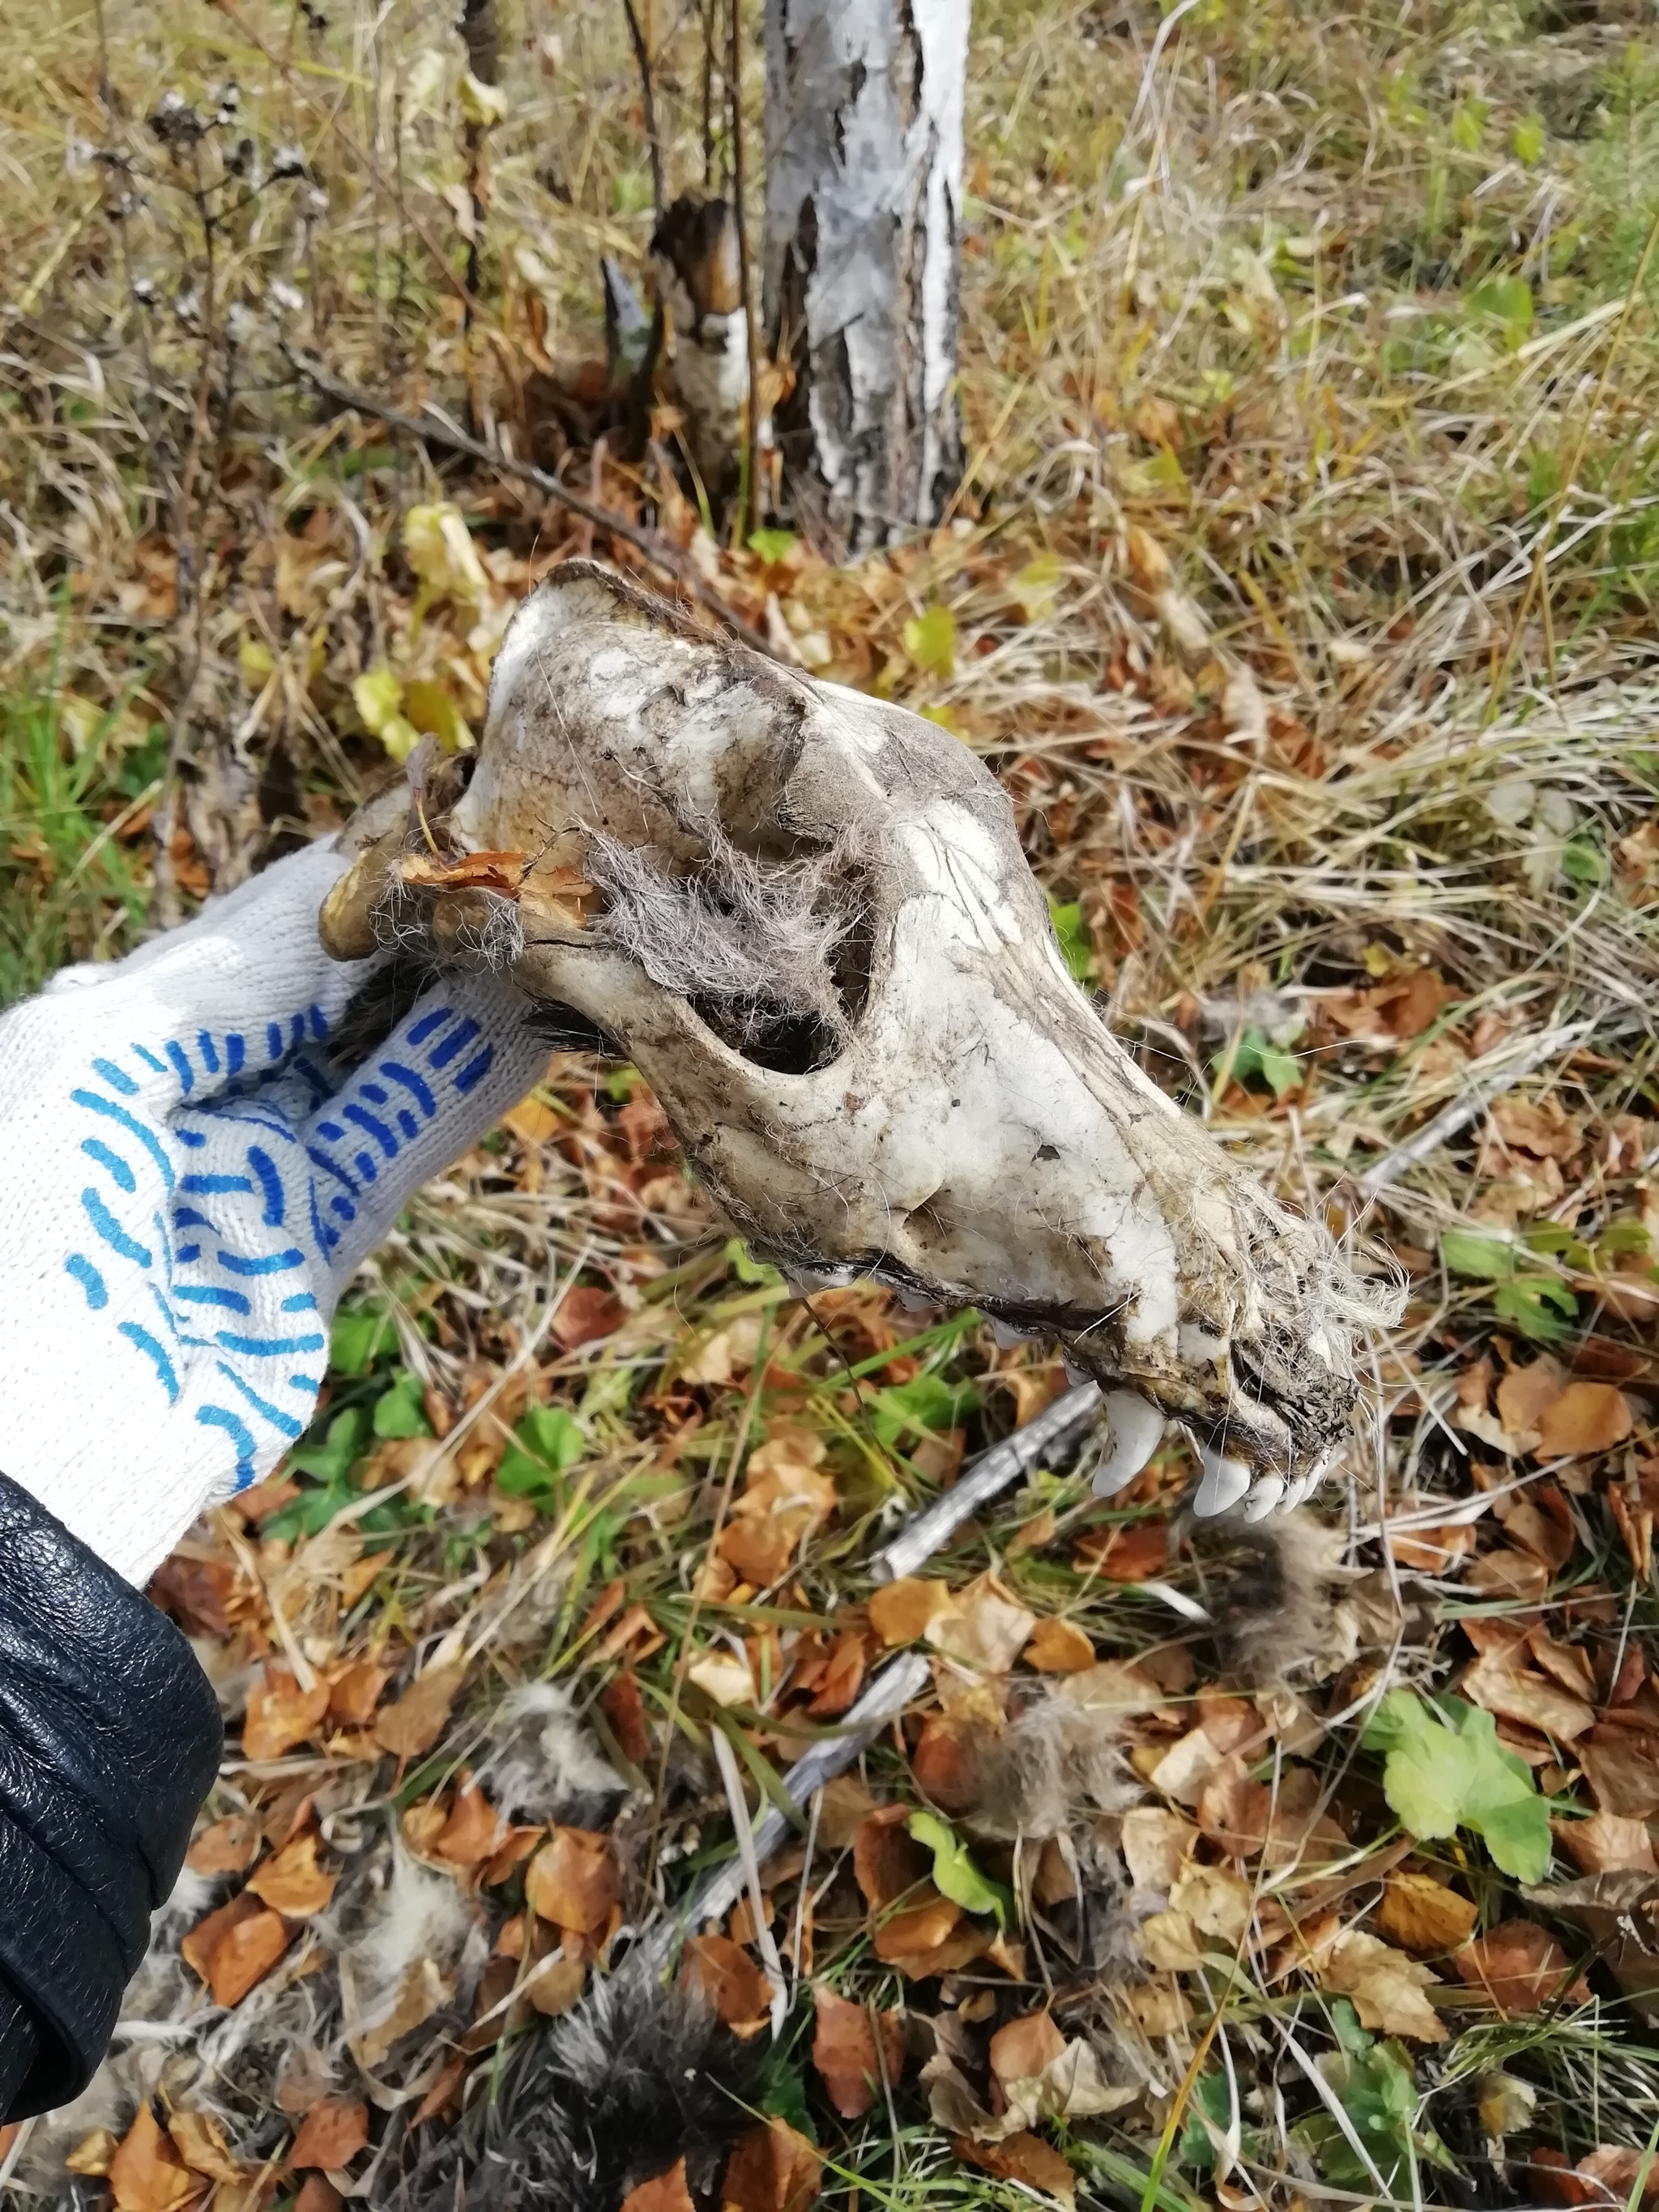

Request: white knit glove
left=0, top=842, right=548, bottom=1587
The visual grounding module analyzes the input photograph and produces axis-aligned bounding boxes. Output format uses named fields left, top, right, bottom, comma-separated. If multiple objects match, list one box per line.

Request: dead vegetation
left=10, top=0, right=1659, bottom=2208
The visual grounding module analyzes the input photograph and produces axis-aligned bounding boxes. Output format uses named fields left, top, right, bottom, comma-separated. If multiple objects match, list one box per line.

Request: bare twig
left=727, top=0, right=762, bottom=537
left=284, top=348, right=771, bottom=654
left=621, top=0, right=667, bottom=214
left=1357, top=1021, right=1594, bottom=1199
left=870, top=1381, right=1103, bottom=1582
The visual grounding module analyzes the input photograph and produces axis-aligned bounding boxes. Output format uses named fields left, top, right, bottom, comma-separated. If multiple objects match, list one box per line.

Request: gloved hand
left=0, top=838, right=548, bottom=1588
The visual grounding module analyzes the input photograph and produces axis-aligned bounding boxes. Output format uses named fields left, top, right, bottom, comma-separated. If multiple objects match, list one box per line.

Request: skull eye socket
left=586, top=825, right=873, bottom=1077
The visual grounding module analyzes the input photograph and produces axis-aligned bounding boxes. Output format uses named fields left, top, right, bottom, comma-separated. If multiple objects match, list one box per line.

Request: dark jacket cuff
left=0, top=1475, right=222, bottom=2122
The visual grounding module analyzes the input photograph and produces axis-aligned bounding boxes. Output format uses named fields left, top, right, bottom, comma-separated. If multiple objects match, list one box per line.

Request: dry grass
left=9, top=0, right=1659, bottom=2207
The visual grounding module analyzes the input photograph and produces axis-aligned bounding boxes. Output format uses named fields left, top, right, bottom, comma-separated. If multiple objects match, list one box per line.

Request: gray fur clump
left=966, top=1694, right=1141, bottom=1843
left=395, top=1954, right=758, bottom=2212
left=585, top=822, right=863, bottom=1049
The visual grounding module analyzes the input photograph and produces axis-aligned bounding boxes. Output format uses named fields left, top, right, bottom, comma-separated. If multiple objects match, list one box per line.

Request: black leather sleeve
left=0, top=1476, right=223, bottom=2122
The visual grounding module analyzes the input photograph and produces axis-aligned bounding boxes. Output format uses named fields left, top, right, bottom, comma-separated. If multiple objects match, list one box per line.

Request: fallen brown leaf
left=166, top=2113, right=243, bottom=2185
left=621, top=2158, right=695, bottom=2212
left=853, top=1805, right=928, bottom=1909
left=953, top=2133, right=1076, bottom=2207
left=1496, top=1357, right=1567, bottom=1440
left=1025, top=1617, right=1095, bottom=1673
left=525, top=1826, right=621, bottom=1933
left=911, top=1712, right=979, bottom=1809
left=65, top=2129, right=122, bottom=2176
left=1554, top=1810, right=1658, bottom=1875
left=1120, top=1806, right=1197, bottom=1890
left=811, top=1986, right=903, bottom=2118
left=1537, top=1382, right=1633, bottom=1460
left=1453, top=1920, right=1585, bottom=2014
left=243, top=1667, right=331, bottom=1761
left=435, top=1781, right=505, bottom=1866
left=246, top=1830, right=336, bottom=1916
left=294, top=2180, right=343, bottom=2212
left=989, top=2010, right=1065, bottom=2088
left=601, top=1671, right=650, bottom=1764
left=288, top=2102, right=369, bottom=2172
left=182, top=1893, right=291, bottom=2007
left=720, top=2119, right=821, bottom=2212
left=186, top=1816, right=262, bottom=1877
left=108, top=2105, right=201, bottom=2212
left=551, top=1285, right=625, bottom=1349
left=1580, top=1728, right=1659, bottom=1819
left=327, top=1660, right=391, bottom=1726
left=527, top=1953, right=587, bottom=2018
left=1374, top=1871, right=1478, bottom=1956
left=374, top=1663, right=465, bottom=1758
left=868, top=1577, right=962, bottom=1647
left=930, top=1573, right=1034, bottom=1673
left=682, top=1935, right=772, bottom=2034
left=1324, top=1929, right=1446, bottom=2042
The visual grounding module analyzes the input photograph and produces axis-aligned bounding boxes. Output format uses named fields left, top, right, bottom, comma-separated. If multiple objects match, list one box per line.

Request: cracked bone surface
left=322, top=562, right=1382, bottom=1516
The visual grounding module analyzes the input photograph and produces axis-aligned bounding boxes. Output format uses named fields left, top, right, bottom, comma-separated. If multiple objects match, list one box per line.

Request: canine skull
left=322, top=563, right=1384, bottom=1517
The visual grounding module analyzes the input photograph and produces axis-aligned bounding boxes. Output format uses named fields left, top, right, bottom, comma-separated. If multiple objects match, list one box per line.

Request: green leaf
left=1049, top=897, right=1095, bottom=983
left=902, top=603, right=956, bottom=678
left=871, top=1372, right=982, bottom=1448
left=497, top=1403, right=586, bottom=1501
left=1226, top=1025, right=1302, bottom=1100
left=1514, top=113, right=1546, bottom=166
left=1440, top=1230, right=1513, bottom=1280
left=288, top=1405, right=370, bottom=1487
left=331, top=1302, right=397, bottom=1375
left=1363, top=1691, right=1551, bottom=1881
left=1465, top=275, right=1533, bottom=350
left=906, top=1811, right=1011, bottom=1928
left=610, top=170, right=653, bottom=215
left=1492, top=1276, right=1577, bottom=1343
left=373, top=1368, right=433, bottom=1439
left=1452, top=97, right=1489, bottom=153
left=1010, top=552, right=1062, bottom=621
left=747, top=528, right=799, bottom=565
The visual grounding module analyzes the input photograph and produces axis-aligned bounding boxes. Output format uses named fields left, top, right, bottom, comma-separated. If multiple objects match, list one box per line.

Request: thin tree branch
left=727, top=0, right=762, bottom=536
left=621, top=0, right=667, bottom=214
left=285, top=348, right=771, bottom=654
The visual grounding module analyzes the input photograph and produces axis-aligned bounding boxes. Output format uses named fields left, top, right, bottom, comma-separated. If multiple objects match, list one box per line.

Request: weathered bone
left=321, top=563, right=1392, bottom=1515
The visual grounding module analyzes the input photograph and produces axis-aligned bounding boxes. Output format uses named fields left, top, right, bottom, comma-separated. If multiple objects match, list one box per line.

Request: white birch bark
left=762, top=0, right=969, bottom=550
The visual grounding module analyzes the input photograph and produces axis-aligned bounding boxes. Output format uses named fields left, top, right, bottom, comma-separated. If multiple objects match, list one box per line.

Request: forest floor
left=8, top=0, right=1659, bottom=2208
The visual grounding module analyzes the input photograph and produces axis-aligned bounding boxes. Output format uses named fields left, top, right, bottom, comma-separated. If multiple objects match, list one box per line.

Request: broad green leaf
left=748, top=528, right=799, bottom=565
left=907, top=1811, right=1011, bottom=1928
left=1452, top=98, right=1489, bottom=152
left=871, top=1373, right=982, bottom=1448
left=1010, top=552, right=1062, bottom=621
left=1226, top=1025, right=1302, bottom=1100
left=373, top=1367, right=433, bottom=1440
left=1440, top=1230, right=1513, bottom=1281
left=331, top=1302, right=398, bottom=1375
left=288, top=1404, right=370, bottom=1486
left=497, top=1402, right=586, bottom=1500
left=1363, top=1691, right=1550, bottom=1882
left=1492, top=1276, right=1577, bottom=1343
left=1514, top=113, right=1545, bottom=166
left=902, top=603, right=956, bottom=679
left=1049, top=897, right=1095, bottom=983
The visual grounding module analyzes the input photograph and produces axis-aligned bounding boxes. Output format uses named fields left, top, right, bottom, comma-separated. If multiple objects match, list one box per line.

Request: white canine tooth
left=1090, top=1390, right=1166, bottom=1498
left=1193, top=1446, right=1252, bottom=1517
left=1241, top=1475, right=1286, bottom=1522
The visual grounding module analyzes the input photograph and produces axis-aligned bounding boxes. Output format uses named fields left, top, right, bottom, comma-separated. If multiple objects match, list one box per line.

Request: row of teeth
left=1090, top=1387, right=1333, bottom=1519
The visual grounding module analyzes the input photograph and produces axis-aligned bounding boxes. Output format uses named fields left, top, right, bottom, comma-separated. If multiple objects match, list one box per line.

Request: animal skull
left=322, top=563, right=1384, bottom=1517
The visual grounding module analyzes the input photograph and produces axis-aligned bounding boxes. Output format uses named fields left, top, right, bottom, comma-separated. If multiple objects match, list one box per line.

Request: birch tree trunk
left=762, top=0, right=969, bottom=552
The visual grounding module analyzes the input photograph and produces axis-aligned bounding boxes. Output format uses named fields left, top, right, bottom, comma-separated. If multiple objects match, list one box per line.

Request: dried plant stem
left=621, top=0, right=666, bottom=212
left=286, top=349, right=770, bottom=653
left=727, top=0, right=761, bottom=536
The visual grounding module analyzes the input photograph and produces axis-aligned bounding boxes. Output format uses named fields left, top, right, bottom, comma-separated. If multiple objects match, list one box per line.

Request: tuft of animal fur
left=396, top=1954, right=760, bottom=2212
left=1181, top=1510, right=1360, bottom=1686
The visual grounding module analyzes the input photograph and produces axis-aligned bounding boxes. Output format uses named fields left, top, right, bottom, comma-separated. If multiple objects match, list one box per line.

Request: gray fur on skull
left=322, top=563, right=1392, bottom=1519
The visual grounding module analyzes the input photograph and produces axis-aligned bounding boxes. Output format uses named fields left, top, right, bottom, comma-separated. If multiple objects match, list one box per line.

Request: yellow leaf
left=352, top=666, right=404, bottom=736
left=402, top=678, right=475, bottom=753
left=458, top=70, right=508, bottom=126
left=405, top=502, right=489, bottom=603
